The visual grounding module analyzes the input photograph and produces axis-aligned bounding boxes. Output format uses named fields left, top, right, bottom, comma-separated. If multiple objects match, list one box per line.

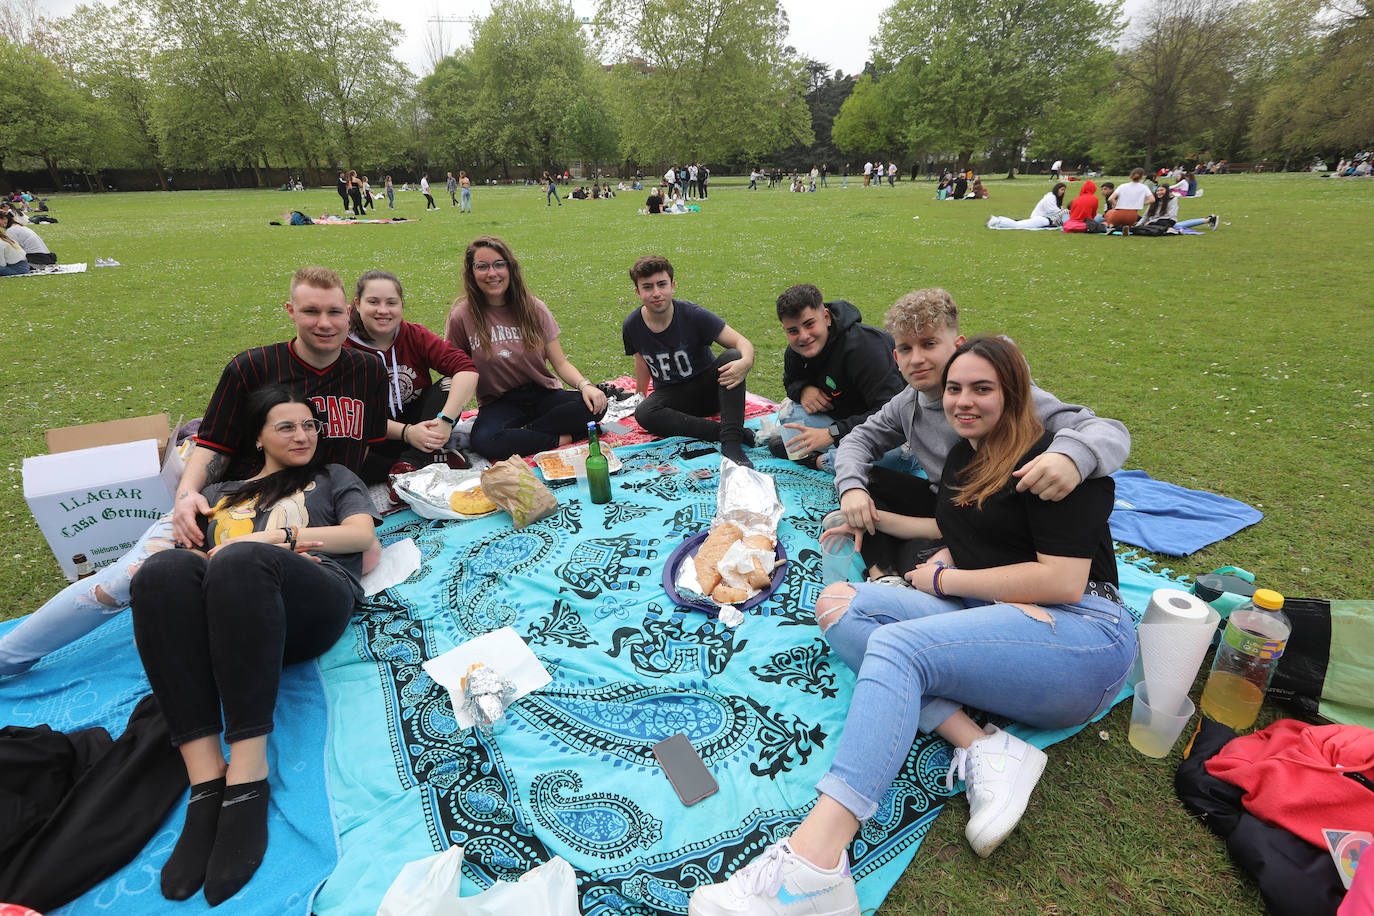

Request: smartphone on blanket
left=653, top=734, right=719, bottom=806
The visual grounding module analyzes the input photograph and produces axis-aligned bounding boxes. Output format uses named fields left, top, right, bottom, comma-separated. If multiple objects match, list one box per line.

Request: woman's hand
left=906, top=561, right=944, bottom=595
left=406, top=418, right=450, bottom=453
left=581, top=381, right=608, bottom=414
left=206, top=530, right=324, bottom=561
left=820, top=521, right=863, bottom=553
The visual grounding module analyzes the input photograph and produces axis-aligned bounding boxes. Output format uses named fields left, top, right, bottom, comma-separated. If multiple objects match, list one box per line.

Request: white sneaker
left=867, top=574, right=911, bottom=589
left=688, top=839, right=859, bottom=916
left=944, top=725, right=1047, bottom=858
left=1207, top=214, right=1219, bottom=229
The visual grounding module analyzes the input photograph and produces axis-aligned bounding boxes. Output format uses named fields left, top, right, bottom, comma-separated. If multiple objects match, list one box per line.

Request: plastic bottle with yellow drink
left=1198, top=588, right=1289, bottom=730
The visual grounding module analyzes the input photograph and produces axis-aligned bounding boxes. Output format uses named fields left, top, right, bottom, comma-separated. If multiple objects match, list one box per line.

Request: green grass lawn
left=3, top=173, right=1372, bottom=913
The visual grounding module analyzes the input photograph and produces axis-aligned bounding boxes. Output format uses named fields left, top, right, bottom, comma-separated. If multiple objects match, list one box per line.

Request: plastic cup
left=821, top=510, right=846, bottom=532
left=1128, top=682, right=1196, bottom=759
left=819, top=529, right=857, bottom=585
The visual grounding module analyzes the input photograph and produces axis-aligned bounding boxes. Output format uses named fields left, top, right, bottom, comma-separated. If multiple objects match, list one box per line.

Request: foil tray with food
left=391, top=464, right=500, bottom=521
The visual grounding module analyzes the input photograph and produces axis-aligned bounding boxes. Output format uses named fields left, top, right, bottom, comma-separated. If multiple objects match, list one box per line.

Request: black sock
left=203, top=779, right=270, bottom=906
left=721, top=443, right=753, bottom=468
left=741, top=427, right=756, bottom=447
left=161, top=777, right=225, bottom=900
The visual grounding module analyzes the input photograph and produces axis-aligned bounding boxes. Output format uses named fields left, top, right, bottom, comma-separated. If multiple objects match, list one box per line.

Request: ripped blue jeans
left=813, top=582, right=1136, bottom=820
left=0, top=515, right=176, bottom=676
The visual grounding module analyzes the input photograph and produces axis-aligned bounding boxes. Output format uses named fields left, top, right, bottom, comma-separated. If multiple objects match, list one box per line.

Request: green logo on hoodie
left=825, top=375, right=837, bottom=391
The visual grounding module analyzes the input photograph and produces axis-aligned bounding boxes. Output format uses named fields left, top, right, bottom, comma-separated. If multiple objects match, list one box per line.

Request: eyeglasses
left=271, top=419, right=324, bottom=436
left=473, top=259, right=508, bottom=273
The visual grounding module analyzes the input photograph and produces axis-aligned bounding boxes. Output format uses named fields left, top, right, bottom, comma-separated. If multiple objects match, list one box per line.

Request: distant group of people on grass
left=935, top=170, right=988, bottom=201
left=988, top=168, right=1218, bottom=235
left=1329, top=151, right=1373, bottom=177
left=661, top=163, right=710, bottom=199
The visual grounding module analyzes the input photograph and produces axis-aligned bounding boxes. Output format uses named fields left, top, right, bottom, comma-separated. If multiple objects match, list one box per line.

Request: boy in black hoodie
left=771, top=283, right=906, bottom=472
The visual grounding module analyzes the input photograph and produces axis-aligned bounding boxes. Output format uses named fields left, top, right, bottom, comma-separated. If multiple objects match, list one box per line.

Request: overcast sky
left=35, top=0, right=1145, bottom=76
left=34, top=0, right=891, bottom=76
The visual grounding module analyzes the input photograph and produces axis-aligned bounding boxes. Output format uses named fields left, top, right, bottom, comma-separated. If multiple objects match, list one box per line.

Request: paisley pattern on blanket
left=319, top=436, right=1178, bottom=916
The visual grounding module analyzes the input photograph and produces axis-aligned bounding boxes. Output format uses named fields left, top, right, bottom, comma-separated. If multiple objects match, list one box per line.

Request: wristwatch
left=828, top=423, right=841, bottom=439
left=436, top=412, right=456, bottom=426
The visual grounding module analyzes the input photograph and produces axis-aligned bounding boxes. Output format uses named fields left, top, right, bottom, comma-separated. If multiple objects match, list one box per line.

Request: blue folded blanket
left=1109, top=469, right=1263, bottom=555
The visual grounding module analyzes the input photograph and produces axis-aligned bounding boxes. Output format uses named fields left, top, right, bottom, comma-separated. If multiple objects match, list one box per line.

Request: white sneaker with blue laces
left=688, top=838, right=860, bottom=916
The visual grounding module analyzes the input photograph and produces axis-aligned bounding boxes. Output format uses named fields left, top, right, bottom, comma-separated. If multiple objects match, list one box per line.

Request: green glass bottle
left=585, top=421, right=612, bottom=504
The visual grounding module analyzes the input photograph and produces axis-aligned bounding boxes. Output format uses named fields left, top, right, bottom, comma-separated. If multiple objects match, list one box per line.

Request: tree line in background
left=0, top=0, right=1368, bottom=191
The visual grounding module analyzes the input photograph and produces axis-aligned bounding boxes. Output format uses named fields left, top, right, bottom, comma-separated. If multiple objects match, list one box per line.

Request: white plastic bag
left=377, top=845, right=465, bottom=916
left=455, top=856, right=581, bottom=916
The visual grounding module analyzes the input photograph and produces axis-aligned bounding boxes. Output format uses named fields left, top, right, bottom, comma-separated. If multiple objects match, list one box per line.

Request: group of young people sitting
left=989, top=169, right=1218, bottom=235
left=0, top=249, right=1138, bottom=916
left=0, top=204, right=56, bottom=275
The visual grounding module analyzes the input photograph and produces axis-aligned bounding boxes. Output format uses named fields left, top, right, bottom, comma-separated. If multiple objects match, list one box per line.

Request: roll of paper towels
left=1133, top=588, right=1219, bottom=718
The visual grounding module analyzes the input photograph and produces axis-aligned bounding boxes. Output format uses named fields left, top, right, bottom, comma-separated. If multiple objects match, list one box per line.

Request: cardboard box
left=23, top=414, right=185, bottom=581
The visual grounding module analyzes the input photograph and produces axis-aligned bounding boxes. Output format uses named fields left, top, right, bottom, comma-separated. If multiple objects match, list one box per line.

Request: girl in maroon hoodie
left=346, top=270, right=480, bottom=479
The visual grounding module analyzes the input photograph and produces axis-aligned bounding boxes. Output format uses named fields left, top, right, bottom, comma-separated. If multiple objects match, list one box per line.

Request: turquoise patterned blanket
left=313, top=438, right=1184, bottom=915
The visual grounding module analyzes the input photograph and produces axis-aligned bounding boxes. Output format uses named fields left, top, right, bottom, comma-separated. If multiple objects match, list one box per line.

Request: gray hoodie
left=833, top=383, right=1131, bottom=497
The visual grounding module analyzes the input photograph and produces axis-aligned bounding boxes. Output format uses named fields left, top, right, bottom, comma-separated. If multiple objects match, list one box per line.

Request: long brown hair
left=219, top=385, right=325, bottom=514
left=455, top=235, right=544, bottom=356
left=942, top=336, right=1044, bottom=509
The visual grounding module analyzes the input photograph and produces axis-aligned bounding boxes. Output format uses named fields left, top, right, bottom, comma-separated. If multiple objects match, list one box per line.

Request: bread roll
left=693, top=522, right=742, bottom=595
left=712, top=584, right=750, bottom=605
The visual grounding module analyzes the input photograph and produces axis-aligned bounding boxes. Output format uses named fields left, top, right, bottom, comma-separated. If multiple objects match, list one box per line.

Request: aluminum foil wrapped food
left=459, top=662, right=518, bottom=732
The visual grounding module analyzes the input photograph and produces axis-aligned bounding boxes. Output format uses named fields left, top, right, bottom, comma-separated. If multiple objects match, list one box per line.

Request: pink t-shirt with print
left=446, top=297, right=561, bottom=405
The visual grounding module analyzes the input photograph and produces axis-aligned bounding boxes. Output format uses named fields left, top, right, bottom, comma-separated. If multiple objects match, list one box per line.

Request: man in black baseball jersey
left=0, top=267, right=389, bottom=677
left=173, top=266, right=389, bottom=545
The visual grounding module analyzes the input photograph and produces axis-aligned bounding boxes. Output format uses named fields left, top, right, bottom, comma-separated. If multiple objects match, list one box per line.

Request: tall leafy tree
left=48, top=3, right=174, bottom=188
left=0, top=38, right=106, bottom=187
left=1093, top=0, right=1248, bottom=169
left=598, top=0, right=813, bottom=163
left=457, top=0, right=596, bottom=173
left=855, top=0, right=1122, bottom=170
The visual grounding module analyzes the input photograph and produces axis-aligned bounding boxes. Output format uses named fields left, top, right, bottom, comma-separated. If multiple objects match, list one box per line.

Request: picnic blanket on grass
left=0, top=437, right=1190, bottom=915
left=313, top=437, right=1185, bottom=915
left=1109, top=469, right=1264, bottom=555
left=0, top=615, right=337, bottom=915
left=0, top=263, right=87, bottom=277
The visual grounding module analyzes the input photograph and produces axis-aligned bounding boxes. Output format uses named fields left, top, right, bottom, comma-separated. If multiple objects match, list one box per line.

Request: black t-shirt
left=201, top=464, right=379, bottom=591
left=195, top=341, right=389, bottom=480
left=646, top=193, right=664, bottom=214
left=622, top=299, right=726, bottom=386
left=936, top=432, right=1117, bottom=586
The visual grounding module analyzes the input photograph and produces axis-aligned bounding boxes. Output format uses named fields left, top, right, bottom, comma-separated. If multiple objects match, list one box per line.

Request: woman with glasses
left=129, top=384, right=378, bottom=905
left=445, top=235, right=607, bottom=460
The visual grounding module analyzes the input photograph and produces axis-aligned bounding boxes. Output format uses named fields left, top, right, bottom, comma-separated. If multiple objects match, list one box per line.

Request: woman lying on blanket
left=444, top=235, right=607, bottom=460
left=689, top=336, right=1136, bottom=916
left=986, top=182, right=1066, bottom=230
left=129, top=384, right=378, bottom=905
left=345, top=269, right=480, bottom=481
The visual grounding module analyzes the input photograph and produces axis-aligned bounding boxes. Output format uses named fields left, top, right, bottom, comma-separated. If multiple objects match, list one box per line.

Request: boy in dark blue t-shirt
left=622, top=255, right=757, bottom=466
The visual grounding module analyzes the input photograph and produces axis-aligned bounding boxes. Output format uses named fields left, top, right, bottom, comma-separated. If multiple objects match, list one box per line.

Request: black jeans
left=359, top=380, right=452, bottom=483
left=861, top=465, right=942, bottom=575
left=130, top=542, right=357, bottom=746
left=471, top=382, right=604, bottom=460
left=634, top=349, right=745, bottom=446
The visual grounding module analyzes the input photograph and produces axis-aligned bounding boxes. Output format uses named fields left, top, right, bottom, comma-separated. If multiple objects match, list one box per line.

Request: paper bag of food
left=480, top=456, right=558, bottom=528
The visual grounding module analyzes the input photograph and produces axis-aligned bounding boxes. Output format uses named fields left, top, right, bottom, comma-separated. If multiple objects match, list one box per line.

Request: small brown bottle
left=73, top=553, right=95, bottom=579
